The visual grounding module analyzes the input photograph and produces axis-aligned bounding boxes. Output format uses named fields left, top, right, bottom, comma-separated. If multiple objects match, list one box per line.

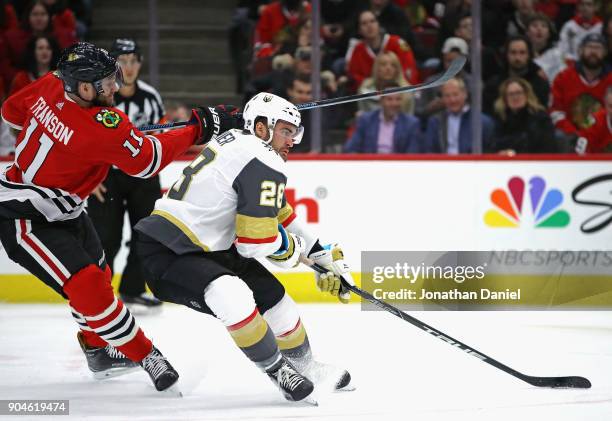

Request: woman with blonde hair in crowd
left=488, top=77, right=557, bottom=155
left=357, top=51, right=414, bottom=114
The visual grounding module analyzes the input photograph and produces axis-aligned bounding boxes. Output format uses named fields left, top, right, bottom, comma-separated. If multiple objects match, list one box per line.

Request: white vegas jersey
left=135, top=129, right=298, bottom=259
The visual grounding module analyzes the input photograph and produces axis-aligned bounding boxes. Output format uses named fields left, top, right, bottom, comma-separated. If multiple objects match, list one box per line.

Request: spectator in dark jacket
left=424, top=77, right=494, bottom=154
left=483, top=35, right=550, bottom=115
left=345, top=83, right=421, bottom=153
left=487, top=77, right=557, bottom=154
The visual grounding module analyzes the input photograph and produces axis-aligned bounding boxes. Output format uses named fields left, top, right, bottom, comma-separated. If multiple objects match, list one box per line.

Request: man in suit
left=424, top=77, right=494, bottom=154
left=344, top=83, right=421, bottom=153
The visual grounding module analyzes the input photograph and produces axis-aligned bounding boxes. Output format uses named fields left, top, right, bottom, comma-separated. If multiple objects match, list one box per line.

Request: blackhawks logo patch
left=95, top=109, right=122, bottom=129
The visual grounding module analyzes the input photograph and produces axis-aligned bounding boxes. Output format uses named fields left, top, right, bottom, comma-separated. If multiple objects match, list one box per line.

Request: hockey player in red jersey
left=0, top=42, right=241, bottom=391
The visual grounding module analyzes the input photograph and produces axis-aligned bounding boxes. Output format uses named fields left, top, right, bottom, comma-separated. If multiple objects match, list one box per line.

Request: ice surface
left=0, top=304, right=610, bottom=420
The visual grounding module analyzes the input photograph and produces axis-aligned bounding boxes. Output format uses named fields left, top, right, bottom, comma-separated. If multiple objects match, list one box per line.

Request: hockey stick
left=300, top=256, right=591, bottom=389
left=137, top=56, right=467, bottom=133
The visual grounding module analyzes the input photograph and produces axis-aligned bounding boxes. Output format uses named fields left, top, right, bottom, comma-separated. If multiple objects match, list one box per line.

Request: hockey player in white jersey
left=134, top=93, right=352, bottom=403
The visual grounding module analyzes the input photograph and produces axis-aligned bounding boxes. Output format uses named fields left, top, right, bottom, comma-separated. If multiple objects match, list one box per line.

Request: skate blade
left=335, top=384, right=356, bottom=392
left=301, top=394, right=318, bottom=406
left=160, top=383, right=183, bottom=398
left=92, top=366, right=140, bottom=380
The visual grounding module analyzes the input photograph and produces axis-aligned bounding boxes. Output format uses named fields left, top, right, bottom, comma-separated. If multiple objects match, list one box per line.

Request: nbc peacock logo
left=484, top=176, right=570, bottom=228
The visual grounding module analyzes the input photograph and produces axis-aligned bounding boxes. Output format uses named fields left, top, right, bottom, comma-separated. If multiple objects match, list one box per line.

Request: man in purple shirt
left=344, top=82, right=422, bottom=153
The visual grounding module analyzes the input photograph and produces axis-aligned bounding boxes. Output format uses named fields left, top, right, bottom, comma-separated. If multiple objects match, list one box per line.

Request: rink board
left=1, top=154, right=611, bottom=304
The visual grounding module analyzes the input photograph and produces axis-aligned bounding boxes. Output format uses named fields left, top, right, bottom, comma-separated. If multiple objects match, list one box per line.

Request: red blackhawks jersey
left=582, top=109, right=612, bottom=153
left=549, top=64, right=612, bottom=135
left=346, top=33, right=419, bottom=89
left=0, top=72, right=198, bottom=222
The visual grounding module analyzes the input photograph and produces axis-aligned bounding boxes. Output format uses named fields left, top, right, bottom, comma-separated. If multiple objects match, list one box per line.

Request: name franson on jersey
left=29, top=97, right=74, bottom=145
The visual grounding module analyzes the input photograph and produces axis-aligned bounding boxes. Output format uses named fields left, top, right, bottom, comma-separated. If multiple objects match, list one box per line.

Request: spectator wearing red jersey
left=0, top=1, right=18, bottom=90
left=346, top=10, right=418, bottom=91
left=576, top=85, right=612, bottom=153
left=254, top=0, right=311, bottom=57
left=4, top=1, right=76, bottom=75
left=550, top=33, right=611, bottom=137
left=355, top=0, right=424, bottom=61
left=9, top=34, right=60, bottom=95
left=534, top=0, right=559, bottom=22
left=559, top=0, right=602, bottom=61
left=43, top=0, right=78, bottom=43
left=0, top=1, right=18, bottom=33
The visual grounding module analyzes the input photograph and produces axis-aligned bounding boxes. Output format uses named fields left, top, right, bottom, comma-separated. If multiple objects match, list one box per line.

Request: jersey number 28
left=260, top=181, right=285, bottom=208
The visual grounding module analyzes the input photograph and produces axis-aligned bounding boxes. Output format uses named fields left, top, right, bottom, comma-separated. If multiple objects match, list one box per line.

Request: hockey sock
left=64, top=264, right=153, bottom=362
left=70, top=307, right=107, bottom=348
left=227, top=307, right=282, bottom=371
left=275, top=318, right=311, bottom=362
left=262, top=294, right=312, bottom=364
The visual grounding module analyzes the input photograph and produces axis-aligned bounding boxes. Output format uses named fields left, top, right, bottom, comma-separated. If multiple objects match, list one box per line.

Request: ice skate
left=302, top=359, right=353, bottom=392
left=140, top=346, right=180, bottom=394
left=77, top=332, right=140, bottom=380
left=266, top=357, right=315, bottom=404
left=285, top=349, right=353, bottom=392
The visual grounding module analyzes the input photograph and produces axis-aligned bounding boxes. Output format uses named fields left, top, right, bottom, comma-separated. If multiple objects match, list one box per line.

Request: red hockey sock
left=64, top=264, right=152, bottom=362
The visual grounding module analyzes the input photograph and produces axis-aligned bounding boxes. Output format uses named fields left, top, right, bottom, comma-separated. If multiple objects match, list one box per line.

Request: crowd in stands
left=0, top=0, right=91, bottom=153
left=232, top=0, right=612, bottom=154
left=0, top=0, right=610, bottom=156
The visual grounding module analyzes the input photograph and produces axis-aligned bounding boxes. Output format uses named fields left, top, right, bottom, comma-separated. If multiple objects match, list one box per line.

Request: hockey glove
left=190, top=105, right=243, bottom=145
left=266, top=224, right=306, bottom=269
left=309, top=244, right=354, bottom=304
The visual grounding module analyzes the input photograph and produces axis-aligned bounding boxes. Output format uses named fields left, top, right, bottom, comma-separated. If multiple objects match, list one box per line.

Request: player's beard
left=92, top=93, right=115, bottom=107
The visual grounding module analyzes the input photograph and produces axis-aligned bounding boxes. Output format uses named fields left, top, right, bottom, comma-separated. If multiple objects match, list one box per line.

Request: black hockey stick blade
left=138, top=56, right=467, bottom=133
left=520, top=375, right=591, bottom=389
left=302, top=258, right=591, bottom=389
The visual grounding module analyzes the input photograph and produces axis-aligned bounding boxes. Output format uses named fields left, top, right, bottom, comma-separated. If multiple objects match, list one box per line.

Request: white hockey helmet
left=243, top=93, right=304, bottom=144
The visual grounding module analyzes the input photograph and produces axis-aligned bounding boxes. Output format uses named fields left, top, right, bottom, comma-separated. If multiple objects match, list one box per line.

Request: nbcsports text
left=361, top=251, right=612, bottom=310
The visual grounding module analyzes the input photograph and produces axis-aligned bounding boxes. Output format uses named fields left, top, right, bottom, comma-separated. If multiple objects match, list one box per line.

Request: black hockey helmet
left=110, top=38, right=142, bottom=60
left=57, top=42, right=123, bottom=95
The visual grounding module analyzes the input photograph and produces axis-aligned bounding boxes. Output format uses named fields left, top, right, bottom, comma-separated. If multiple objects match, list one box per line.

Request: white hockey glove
left=309, top=244, right=355, bottom=304
left=266, top=224, right=306, bottom=269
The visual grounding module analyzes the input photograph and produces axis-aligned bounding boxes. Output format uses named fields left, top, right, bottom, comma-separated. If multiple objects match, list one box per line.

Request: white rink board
left=1, top=159, right=610, bottom=274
